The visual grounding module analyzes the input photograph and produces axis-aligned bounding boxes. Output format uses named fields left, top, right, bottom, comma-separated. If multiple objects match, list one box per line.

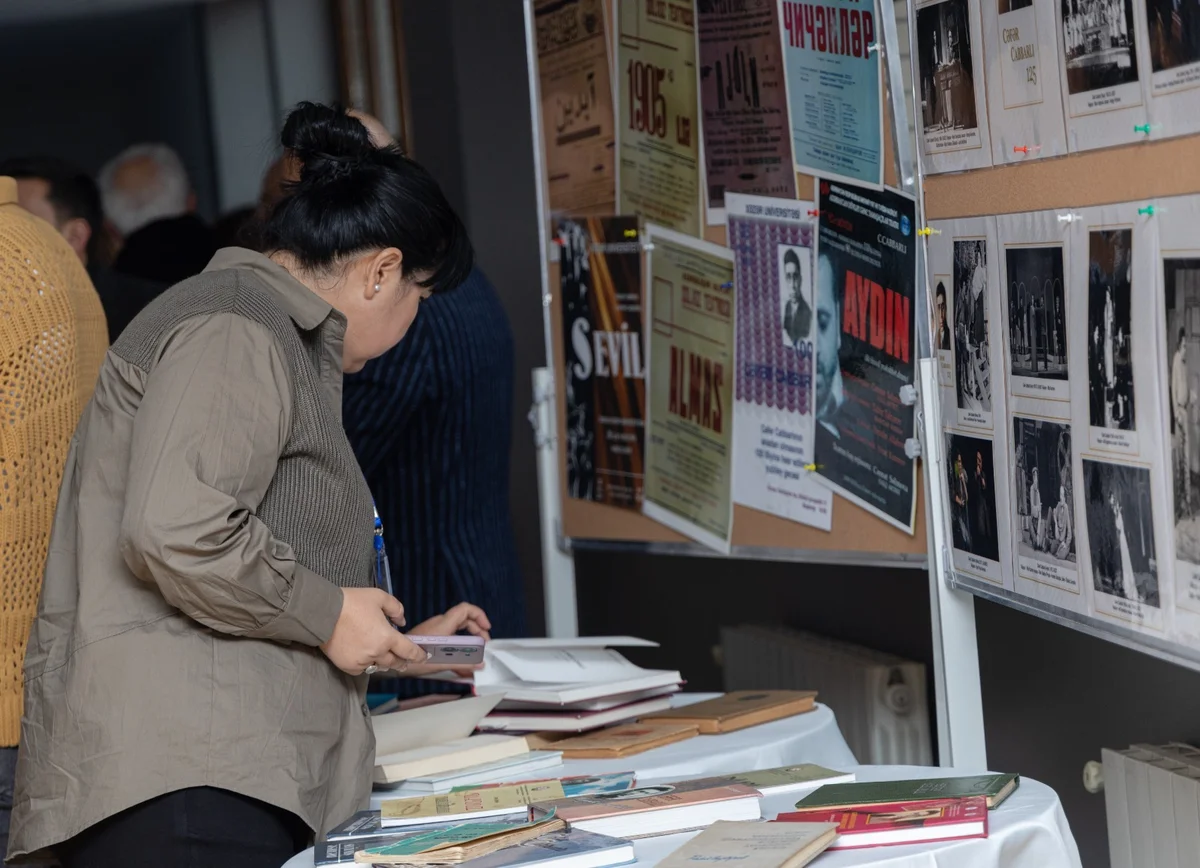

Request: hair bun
left=281, top=101, right=373, bottom=179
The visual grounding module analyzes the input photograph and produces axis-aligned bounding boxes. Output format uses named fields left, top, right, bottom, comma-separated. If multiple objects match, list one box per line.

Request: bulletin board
left=907, top=0, right=1200, bottom=671
left=526, top=0, right=929, bottom=567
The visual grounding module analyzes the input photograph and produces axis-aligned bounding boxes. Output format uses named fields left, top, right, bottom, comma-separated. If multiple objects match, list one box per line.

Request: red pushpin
left=1013, top=144, right=1041, bottom=155
left=807, top=209, right=821, bottom=217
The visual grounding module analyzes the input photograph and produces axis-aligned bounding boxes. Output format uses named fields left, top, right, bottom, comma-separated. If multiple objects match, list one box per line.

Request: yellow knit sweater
left=0, top=177, right=108, bottom=746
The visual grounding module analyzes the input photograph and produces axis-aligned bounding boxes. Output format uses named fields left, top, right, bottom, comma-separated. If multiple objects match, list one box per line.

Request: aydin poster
left=726, top=192, right=833, bottom=530
left=813, top=180, right=918, bottom=532
left=643, top=224, right=737, bottom=552
left=616, top=0, right=704, bottom=235
left=557, top=216, right=646, bottom=509
left=535, top=0, right=616, bottom=213
left=697, top=0, right=798, bottom=222
left=779, top=0, right=884, bottom=186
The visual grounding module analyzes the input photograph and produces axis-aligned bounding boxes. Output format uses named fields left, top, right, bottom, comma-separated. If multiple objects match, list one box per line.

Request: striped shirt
left=343, top=267, right=527, bottom=645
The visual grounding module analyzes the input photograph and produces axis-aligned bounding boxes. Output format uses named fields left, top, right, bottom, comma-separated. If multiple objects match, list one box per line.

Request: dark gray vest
left=112, top=268, right=375, bottom=590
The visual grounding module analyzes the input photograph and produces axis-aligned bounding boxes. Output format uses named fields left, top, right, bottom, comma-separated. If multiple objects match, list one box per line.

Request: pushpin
left=1134, top=122, right=1155, bottom=135
left=1057, top=212, right=1079, bottom=224
left=552, top=236, right=565, bottom=245
left=917, top=227, right=940, bottom=237
left=720, top=281, right=733, bottom=289
left=1138, top=205, right=1156, bottom=216
left=807, top=209, right=821, bottom=217
left=1013, top=144, right=1041, bottom=155
left=803, top=463, right=821, bottom=471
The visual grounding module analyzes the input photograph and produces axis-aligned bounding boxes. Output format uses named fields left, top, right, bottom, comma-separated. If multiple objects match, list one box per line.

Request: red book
left=775, top=796, right=989, bottom=849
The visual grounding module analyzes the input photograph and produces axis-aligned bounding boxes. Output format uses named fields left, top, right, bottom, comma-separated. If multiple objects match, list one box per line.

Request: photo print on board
left=1082, top=459, right=1160, bottom=609
left=933, top=275, right=955, bottom=390
left=946, top=432, right=1001, bottom=564
left=1006, top=244, right=1069, bottom=401
left=954, top=239, right=992, bottom=427
left=1165, top=257, right=1200, bottom=567
left=1145, top=0, right=1200, bottom=88
left=916, top=0, right=983, bottom=153
left=779, top=243, right=814, bottom=350
left=1060, top=0, right=1142, bottom=111
left=1087, top=228, right=1136, bottom=452
left=1013, top=415, right=1080, bottom=590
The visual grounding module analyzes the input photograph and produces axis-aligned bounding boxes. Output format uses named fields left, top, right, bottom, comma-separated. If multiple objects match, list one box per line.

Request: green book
left=793, top=773, right=1020, bottom=811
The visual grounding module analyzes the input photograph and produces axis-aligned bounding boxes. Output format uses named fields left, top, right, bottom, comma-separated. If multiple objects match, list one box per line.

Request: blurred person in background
left=99, top=142, right=215, bottom=284
left=337, top=111, right=527, bottom=651
left=8, top=103, right=489, bottom=868
left=0, top=174, right=108, bottom=857
left=0, top=156, right=163, bottom=342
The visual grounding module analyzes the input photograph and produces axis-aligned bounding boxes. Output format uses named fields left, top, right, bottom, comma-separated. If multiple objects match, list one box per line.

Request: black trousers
left=57, top=787, right=309, bottom=868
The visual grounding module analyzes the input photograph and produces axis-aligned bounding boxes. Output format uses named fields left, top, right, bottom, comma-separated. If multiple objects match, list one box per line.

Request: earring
left=374, top=283, right=381, bottom=293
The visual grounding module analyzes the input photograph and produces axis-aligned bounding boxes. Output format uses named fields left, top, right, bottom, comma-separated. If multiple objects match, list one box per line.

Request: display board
left=910, top=0, right=1200, bottom=669
left=528, top=0, right=928, bottom=564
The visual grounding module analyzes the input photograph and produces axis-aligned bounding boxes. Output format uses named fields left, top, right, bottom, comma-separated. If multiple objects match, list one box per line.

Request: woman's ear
left=371, top=248, right=405, bottom=294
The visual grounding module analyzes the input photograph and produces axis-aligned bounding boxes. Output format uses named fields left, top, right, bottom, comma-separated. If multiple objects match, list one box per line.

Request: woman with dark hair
left=9, top=102, right=489, bottom=868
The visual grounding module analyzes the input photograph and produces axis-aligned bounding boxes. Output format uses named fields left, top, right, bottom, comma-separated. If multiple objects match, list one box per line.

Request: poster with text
left=813, top=180, right=918, bottom=532
left=779, top=0, right=884, bottom=186
left=697, top=0, right=798, bottom=223
left=1156, top=195, right=1200, bottom=642
left=927, top=217, right=1003, bottom=432
left=980, top=0, right=1069, bottom=164
left=915, top=0, right=994, bottom=172
left=643, top=224, right=737, bottom=551
left=1133, top=0, right=1200, bottom=138
left=726, top=192, right=834, bottom=531
left=558, top=216, right=646, bottom=509
left=997, top=210, right=1074, bottom=415
left=536, top=0, right=616, bottom=213
left=616, top=0, right=704, bottom=235
left=1057, top=0, right=1148, bottom=151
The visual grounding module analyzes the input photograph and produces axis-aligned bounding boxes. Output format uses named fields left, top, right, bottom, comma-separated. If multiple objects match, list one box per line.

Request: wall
left=401, top=0, right=547, bottom=633
left=0, top=4, right=218, bottom=218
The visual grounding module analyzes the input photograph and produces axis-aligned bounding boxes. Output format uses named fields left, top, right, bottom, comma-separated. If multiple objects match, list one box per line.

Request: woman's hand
left=404, top=602, right=492, bottom=678
left=320, top=588, right=430, bottom=676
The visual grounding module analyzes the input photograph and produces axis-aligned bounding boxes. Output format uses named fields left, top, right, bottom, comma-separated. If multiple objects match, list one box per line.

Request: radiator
left=719, top=625, right=933, bottom=766
left=1102, top=742, right=1200, bottom=868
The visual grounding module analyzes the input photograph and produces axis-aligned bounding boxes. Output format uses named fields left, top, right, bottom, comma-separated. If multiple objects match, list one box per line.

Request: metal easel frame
left=521, top=0, right=988, bottom=769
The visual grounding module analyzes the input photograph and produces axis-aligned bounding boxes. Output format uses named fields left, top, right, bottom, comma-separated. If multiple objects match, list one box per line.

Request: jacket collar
left=204, top=247, right=336, bottom=331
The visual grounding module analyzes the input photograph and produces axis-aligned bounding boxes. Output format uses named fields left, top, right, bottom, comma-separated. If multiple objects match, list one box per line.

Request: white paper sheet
left=979, top=0, right=1070, bottom=164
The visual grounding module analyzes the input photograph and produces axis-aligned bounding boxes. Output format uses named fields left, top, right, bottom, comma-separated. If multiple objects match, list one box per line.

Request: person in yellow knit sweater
left=0, top=176, right=108, bottom=856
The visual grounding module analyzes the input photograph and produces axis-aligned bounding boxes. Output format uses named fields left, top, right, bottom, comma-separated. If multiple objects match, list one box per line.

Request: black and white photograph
left=1061, top=0, right=1140, bottom=94
left=1007, top=245, right=1068, bottom=382
left=779, top=243, right=813, bottom=350
left=1087, top=229, right=1134, bottom=431
left=1146, top=0, right=1200, bottom=73
left=953, top=240, right=991, bottom=416
left=1082, top=459, right=1159, bottom=606
left=1013, top=417, right=1077, bottom=570
left=1164, top=257, right=1200, bottom=563
left=999, top=0, right=1033, bottom=12
left=946, top=433, right=1000, bottom=561
left=917, top=0, right=981, bottom=147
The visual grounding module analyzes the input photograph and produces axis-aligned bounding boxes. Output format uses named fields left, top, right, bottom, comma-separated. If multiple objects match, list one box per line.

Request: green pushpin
left=1138, top=205, right=1155, bottom=216
left=1134, top=123, right=1152, bottom=134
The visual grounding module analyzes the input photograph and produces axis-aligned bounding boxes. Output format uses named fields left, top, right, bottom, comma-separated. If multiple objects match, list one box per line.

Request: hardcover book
left=683, top=765, right=855, bottom=797
left=777, top=797, right=989, bottom=849
left=531, top=779, right=762, bottom=838
left=380, top=781, right=566, bottom=828
left=444, top=828, right=636, bottom=868
left=641, top=691, right=817, bottom=734
left=546, top=722, right=699, bottom=759
left=793, top=773, right=1019, bottom=811
left=355, top=816, right=566, bottom=864
left=453, top=772, right=638, bottom=798
left=654, top=819, right=837, bottom=868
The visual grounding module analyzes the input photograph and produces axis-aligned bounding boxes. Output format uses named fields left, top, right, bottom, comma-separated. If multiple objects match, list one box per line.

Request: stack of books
left=774, top=773, right=1018, bottom=849
left=459, top=638, right=683, bottom=734
left=371, top=695, right=565, bottom=789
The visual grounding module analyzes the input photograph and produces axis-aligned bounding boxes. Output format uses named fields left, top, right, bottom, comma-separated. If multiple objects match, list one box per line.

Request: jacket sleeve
left=119, top=312, right=344, bottom=646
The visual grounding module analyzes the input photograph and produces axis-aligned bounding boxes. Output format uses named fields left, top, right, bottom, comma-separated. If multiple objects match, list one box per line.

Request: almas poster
left=557, top=215, right=646, bottom=509
left=813, top=180, right=919, bottom=532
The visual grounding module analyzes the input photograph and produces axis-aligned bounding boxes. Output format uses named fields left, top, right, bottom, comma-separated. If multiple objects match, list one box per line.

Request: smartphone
left=409, top=634, right=486, bottom=665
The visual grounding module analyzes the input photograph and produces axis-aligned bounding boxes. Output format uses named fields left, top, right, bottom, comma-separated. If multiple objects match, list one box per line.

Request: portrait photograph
left=779, top=243, right=813, bottom=350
